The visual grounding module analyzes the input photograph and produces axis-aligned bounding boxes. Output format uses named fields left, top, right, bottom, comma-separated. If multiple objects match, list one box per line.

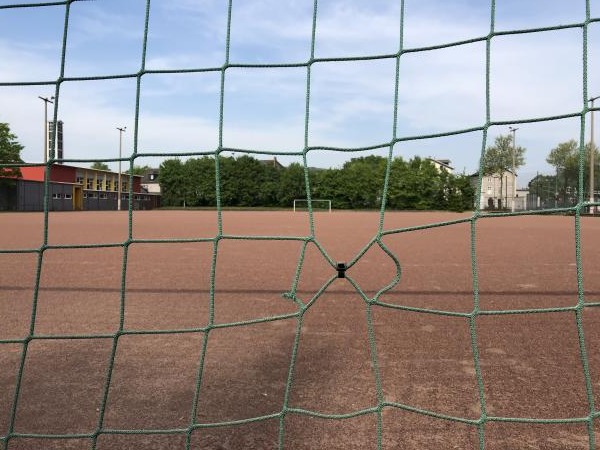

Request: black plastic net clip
left=336, top=262, right=347, bottom=279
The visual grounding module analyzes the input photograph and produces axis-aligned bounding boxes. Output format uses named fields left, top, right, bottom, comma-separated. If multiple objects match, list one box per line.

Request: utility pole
left=590, top=96, right=599, bottom=213
left=117, top=126, right=126, bottom=211
left=509, top=127, right=518, bottom=212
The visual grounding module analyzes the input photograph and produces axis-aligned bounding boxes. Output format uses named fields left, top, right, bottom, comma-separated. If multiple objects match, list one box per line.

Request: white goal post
left=293, top=199, right=332, bottom=212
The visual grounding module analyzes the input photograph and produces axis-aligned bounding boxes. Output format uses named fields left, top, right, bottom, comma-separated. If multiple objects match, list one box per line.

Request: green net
left=1, top=0, right=600, bottom=449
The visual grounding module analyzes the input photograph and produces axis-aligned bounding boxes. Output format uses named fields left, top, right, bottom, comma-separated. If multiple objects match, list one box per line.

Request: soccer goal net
left=1, top=1, right=599, bottom=450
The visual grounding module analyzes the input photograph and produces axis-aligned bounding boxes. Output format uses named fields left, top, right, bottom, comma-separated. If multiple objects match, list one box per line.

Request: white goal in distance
left=293, top=199, right=332, bottom=212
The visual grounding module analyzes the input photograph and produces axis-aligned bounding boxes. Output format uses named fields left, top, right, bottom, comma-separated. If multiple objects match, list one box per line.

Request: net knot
left=336, top=262, right=347, bottom=278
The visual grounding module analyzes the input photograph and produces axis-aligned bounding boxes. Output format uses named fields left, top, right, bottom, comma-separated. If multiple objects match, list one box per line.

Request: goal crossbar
left=293, top=199, right=332, bottom=212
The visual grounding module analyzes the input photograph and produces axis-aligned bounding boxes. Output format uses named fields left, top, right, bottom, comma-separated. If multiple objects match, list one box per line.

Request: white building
left=427, top=158, right=454, bottom=174
left=471, top=171, right=518, bottom=210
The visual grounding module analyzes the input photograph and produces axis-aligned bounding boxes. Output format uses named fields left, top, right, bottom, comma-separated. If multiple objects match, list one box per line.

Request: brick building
left=0, top=164, right=160, bottom=211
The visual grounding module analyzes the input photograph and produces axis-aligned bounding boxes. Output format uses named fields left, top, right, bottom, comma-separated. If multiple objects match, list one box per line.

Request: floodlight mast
left=39, top=96, right=54, bottom=163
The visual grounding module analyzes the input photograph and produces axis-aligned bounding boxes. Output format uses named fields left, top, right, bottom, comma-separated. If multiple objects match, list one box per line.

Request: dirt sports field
left=2, top=210, right=600, bottom=449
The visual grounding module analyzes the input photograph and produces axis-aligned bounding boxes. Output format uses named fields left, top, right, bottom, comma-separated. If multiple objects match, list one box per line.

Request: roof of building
left=427, top=158, right=454, bottom=171
left=258, top=157, right=285, bottom=169
left=470, top=169, right=516, bottom=178
left=141, top=168, right=160, bottom=183
left=59, top=163, right=143, bottom=177
left=17, top=163, right=144, bottom=184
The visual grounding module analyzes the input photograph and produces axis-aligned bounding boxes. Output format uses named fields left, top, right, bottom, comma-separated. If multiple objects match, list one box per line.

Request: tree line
left=158, top=154, right=475, bottom=211
left=528, top=140, right=599, bottom=208
left=3, top=120, right=598, bottom=211
left=0, top=123, right=23, bottom=181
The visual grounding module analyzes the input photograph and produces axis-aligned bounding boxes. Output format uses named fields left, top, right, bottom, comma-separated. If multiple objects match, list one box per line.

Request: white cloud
left=0, top=40, right=60, bottom=81
left=313, top=2, right=401, bottom=57
left=308, top=59, right=398, bottom=147
left=489, top=28, right=583, bottom=121
left=1, top=0, right=597, bottom=186
left=68, top=5, right=144, bottom=43
left=396, top=41, right=487, bottom=134
left=145, top=1, right=229, bottom=69
left=494, top=0, right=587, bottom=31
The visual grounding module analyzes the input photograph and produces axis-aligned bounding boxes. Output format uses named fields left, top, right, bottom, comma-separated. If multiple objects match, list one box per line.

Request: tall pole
left=117, top=126, right=126, bottom=211
left=590, top=96, right=599, bottom=213
left=509, top=127, right=518, bottom=212
left=39, top=96, right=54, bottom=163
left=555, top=167, right=559, bottom=208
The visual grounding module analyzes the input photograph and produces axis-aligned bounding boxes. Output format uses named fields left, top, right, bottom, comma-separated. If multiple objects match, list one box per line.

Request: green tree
left=127, top=165, right=150, bottom=176
left=339, top=156, right=387, bottom=209
left=223, top=155, right=260, bottom=206
left=545, top=140, right=600, bottom=204
left=585, top=141, right=600, bottom=200
left=0, top=123, right=24, bottom=179
left=159, top=158, right=188, bottom=206
left=528, top=174, right=558, bottom=208
left=277, top=162, right=307, bottom=206
left=448, top=173, right=475, bottom=212
left=260, top=162, right=281, bottom=207
left=219, top=155, right=281, bottom=207
left=388, top=157, right=441, bottom=209
left=386, top=157, right=473, bottom=211
left=91, top=161, right=110, bottom=171
left=435, top=169, right=475, bottom=212
left=216, top=156, right=236, bottom=206
left=312, top=168, right=345, bottom=208
left=185, top=157, right=216, bottom=206
left=386, top=157, right=409, bottom=209
left=546, top=140, right=578, bottom=201
left=481, top=134, right=526, bottom=207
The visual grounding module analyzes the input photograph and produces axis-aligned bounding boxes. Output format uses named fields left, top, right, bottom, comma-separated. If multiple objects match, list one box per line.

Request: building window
left=83, top=193, right=88, bottom=199
left=76, top=176, right=83, bottom=185
left=89, top=192, right=98, bottom=199
left=96, top=179, right=103, bottom=190
left=65, top=194, right=72, bottom=200
left=149, top=173, right=156, bottom=181
left=52, top=193, right=61, bottom=199
left=100, top=193, right=108, bottom=200
left=86, top=179, right=93, bottom=189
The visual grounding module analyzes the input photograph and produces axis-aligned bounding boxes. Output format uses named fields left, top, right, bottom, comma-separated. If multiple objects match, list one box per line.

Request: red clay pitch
left=1, top=210, right=600, bottom=449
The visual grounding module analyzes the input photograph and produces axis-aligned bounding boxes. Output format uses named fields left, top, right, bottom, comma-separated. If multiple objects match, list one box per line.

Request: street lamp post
left=509, top=126, right=518, bottom=212
left=39, top=96, right=54, bottom=163
left=590, top=95, right=599, bottom=213
left=117, top=126, right=126, bottom=211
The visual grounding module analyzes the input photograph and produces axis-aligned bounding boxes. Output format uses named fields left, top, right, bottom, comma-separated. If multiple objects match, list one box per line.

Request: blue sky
left=0, top=0, right=598, bottom=186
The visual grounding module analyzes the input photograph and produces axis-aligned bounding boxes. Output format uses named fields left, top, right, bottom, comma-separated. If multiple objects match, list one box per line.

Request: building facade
left=427, top=158, right=454, bottom=174
left=471, top=171, right=518, bottom=210
left=1, top=164, right=160, bottom=211
left=140, top=168, right=161, bottom=194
